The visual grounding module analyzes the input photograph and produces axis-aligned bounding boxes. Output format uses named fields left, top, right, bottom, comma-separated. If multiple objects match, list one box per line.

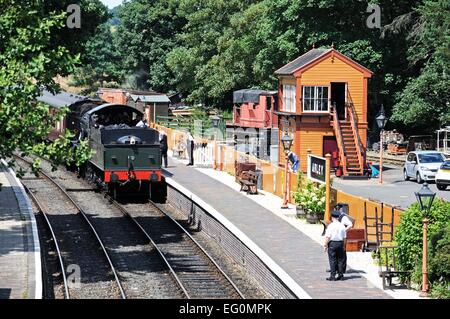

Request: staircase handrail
left=346, top=102, right=365, bottom=174
left=331, top=104, right=347, bottom=175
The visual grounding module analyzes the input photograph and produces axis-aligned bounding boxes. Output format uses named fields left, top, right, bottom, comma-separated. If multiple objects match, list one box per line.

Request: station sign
left=307, top=154, right=326, bottom=184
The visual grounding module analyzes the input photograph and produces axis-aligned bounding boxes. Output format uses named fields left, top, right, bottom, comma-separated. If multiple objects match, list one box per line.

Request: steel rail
left=148, top=200, right=245, bottom=299
left=23, top=185, right=70, bottom=299
left=13, top=155, right=127, bottom=299
left=106, top=195, right=190, bottom=299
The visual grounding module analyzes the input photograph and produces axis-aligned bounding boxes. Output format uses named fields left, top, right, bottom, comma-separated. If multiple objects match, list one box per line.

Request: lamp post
left=415, top=182, right=436, bottom=297
left=376, top=104, right=387, bottom=183
left=281, top=131, right=293, bottom=209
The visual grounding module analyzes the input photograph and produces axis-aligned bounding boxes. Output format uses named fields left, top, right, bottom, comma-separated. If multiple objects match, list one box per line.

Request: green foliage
left=292, top=177, right=326, bottom=214
left=430, top=281, right=450, bottom=299
left=391, top=0, right=450, bottom=130
left=71, top=23, right=124, bottom=93
left=115, top=0, right=185, bottom=92
left=394, top=199, right=450, bottom=289
left=43, top=0, right=109, bottom=61
left=0, top=0, right=99, bottom=175
left=429, top=225, right=450, bottom=282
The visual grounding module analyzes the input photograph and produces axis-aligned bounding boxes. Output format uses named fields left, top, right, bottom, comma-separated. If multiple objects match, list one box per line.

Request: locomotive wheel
left=78, top=163, right=86, bottom=179
left=86, top=164, right=95, bottom=183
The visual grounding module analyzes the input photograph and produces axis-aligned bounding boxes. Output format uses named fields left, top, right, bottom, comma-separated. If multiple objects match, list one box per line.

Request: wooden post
left=307, top=149, right=312, bottom=173
left=325, top=153, right=331, bottom=221
left=281, top=152, right=289, bottom=209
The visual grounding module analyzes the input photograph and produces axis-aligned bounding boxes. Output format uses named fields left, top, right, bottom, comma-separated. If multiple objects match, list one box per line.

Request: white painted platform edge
left=164, top=176, right=312, bottom=299
left=1, top=159, right=42, bottom=299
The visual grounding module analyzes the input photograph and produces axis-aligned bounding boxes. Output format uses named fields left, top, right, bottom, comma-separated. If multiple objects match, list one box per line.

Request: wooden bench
left=346, top=228, right=365, bottom=252
left=235, top=161, right=256, bottom=183
left=238, top=170, right=258, bottom=195
left=378, top=245, right=411, bottom=290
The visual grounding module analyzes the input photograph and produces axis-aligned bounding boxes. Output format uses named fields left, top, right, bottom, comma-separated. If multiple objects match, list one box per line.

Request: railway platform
left=0, top=160, right=41, bottom=299
left=164, top=157, right=399, bottom=299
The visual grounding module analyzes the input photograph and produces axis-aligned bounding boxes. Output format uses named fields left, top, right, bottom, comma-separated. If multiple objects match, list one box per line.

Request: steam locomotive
left=38, top=90, right=163, bottom=199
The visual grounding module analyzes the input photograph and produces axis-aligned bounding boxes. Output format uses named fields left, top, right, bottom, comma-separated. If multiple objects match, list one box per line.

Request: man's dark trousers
left=189, top=141, right=194, bottom=165
left=161, top=151, right=168, bottom=168
left=328, top=241, right=345, bottom=277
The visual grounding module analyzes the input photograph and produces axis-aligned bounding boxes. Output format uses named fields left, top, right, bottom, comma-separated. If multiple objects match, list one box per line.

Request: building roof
left=37, top=90, right=90, bottom=108
left=233, top=89, right=277, bottom=104
left=274, top=48, right=373, bottom=76
left=275, top=49, right=332, bottom=75
left=128, top=94, right=170, bottom=103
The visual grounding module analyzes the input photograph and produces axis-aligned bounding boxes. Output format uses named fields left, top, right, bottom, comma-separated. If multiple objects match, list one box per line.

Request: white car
left=403, top=151, right=446, bottom=183
left=436, top=160, right=450, bottom=190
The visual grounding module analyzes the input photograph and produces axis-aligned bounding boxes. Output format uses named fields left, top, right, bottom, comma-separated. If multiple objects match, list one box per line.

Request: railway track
left=14, top=155, right=125, bottom=299
left=366, top=153, right=405, bottom=166
left=14, top=155, right=244, bottom=298
left=116, top=199, right=245, bottom=299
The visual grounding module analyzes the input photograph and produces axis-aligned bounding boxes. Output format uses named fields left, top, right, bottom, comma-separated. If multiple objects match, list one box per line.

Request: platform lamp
left=415, top=182, right=436, bottom=297
left=376, top=104, right=387, bottom=183
left=281, top=131, right=293, bottom=209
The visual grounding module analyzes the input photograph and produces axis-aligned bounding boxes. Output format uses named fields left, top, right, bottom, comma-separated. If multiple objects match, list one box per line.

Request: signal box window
left=302, top=86, right=329, bottom=112
left=282, top=85, right=296, bottom=113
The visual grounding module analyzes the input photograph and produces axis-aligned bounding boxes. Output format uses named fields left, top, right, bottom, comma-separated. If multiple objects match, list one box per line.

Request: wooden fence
left=153, top=124, right=404, bottom=234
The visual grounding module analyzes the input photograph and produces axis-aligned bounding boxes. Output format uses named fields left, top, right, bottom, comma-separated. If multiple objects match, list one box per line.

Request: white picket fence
left=194, top=143, right=215, bottom=167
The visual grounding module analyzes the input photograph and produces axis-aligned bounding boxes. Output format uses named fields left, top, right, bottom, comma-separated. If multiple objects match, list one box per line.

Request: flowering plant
left=292, top=177, right=326, bottom=214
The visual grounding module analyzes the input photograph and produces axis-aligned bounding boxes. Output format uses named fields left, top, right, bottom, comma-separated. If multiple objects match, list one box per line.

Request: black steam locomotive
left=38, top=90, right=163, bottom=199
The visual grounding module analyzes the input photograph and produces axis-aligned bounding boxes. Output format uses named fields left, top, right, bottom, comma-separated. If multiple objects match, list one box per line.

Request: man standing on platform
left=335, top=203, right=354, bottom=274
left=186, top=130, right=195, bottom=166
left=324, top=210, right=347, bottom=281
left=159, top=130, right=168, bottom=168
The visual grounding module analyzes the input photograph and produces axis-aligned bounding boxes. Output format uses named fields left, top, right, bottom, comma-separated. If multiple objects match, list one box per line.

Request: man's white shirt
left=325, top=221, right=347, bottom=241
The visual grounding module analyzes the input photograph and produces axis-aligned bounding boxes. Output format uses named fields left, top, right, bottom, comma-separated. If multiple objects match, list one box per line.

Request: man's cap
left=331, top=210, right=341, bottom=218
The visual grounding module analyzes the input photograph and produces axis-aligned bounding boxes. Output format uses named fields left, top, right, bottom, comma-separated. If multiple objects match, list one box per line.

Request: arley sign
left=307, top=155, right=326, bottom=184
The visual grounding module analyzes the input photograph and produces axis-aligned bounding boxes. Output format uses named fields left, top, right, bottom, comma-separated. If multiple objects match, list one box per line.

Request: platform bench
left=238, top=170, right=258, bottom=195
left=346, top=228, right=365, bottom=252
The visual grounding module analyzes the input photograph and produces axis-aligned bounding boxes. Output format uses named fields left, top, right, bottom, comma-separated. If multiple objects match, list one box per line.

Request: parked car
left=403, top=151, right=446, bottom=183
left=436, top=160, right=450, bottom=190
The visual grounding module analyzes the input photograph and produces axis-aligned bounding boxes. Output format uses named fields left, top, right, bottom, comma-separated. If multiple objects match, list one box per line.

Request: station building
left=274, top=47, right=373, bottom=177
left=227, top=89, right=279, bottom=164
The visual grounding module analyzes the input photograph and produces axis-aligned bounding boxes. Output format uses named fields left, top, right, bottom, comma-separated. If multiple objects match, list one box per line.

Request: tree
left=71, top=23, right=125, bottom=93
left=43, top=0, right=109, bottom=62
left=0, top=0, right=97, bottom=178
left=116, top=0, right=186, bottom=92
left=391, top=0, right=450, bottom=131
left=166, top=0, right=255, bottom=106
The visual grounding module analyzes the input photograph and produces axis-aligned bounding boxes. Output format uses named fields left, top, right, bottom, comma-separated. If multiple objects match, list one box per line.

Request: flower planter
left=296, top=206, right=306, bottom=219
left=306, top=211, right=325, bottom=224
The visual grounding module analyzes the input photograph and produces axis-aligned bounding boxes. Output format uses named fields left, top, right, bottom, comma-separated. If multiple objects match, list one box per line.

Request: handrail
left=347, top=102, right=365, bottom=174
left=331, top=104, right=347, bottom=175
